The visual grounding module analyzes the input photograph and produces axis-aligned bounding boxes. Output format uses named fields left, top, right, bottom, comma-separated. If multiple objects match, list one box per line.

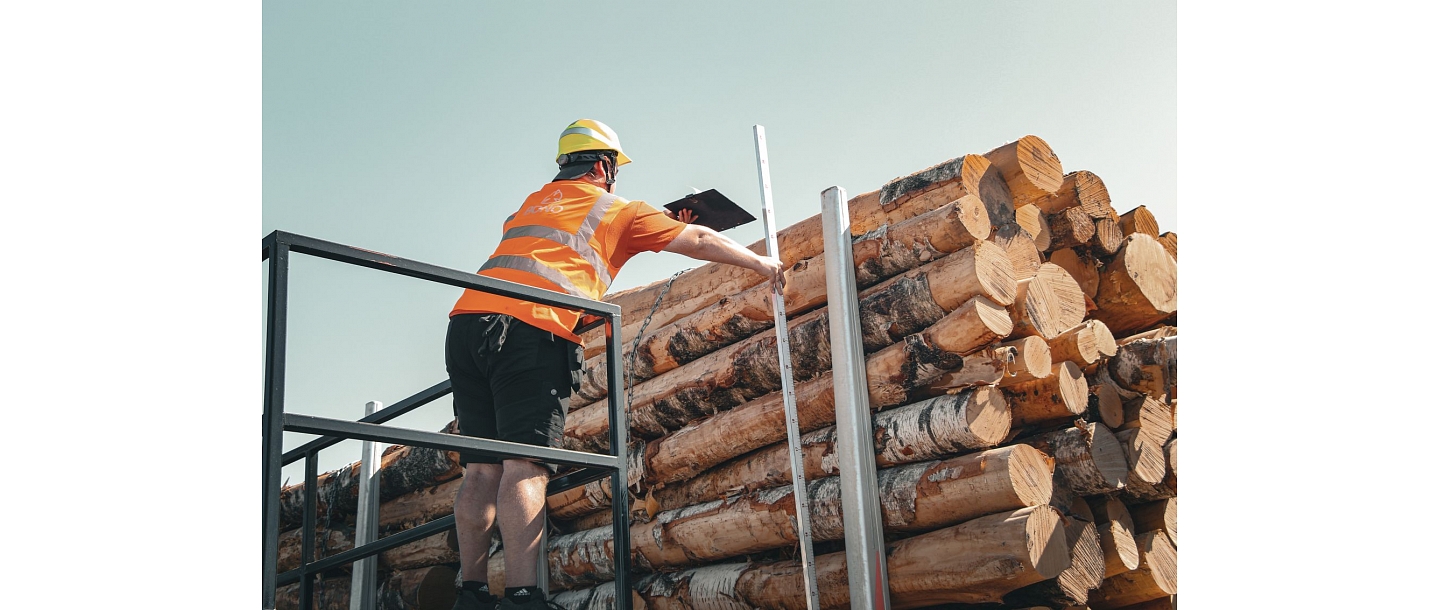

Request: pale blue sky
left=263, top=1, right=1176, bottom=482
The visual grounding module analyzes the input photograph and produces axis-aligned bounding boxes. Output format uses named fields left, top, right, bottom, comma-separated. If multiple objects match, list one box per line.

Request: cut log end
left=1026, top=506, right=1073, bottom=579
left=1092, top=217, right=1124, bottom=254
left=986, top=135, right=1064, bottom=208
left=993, top=223, right=1042, bottom=282
left=966, top=385, right=1013, bottom=447
left=1119, top=206, right=1160, bottom=238
left=1008, top=443, right=1058, bottom=509
left=1089, top=320, right=1118, bottom=357
left=1094, top=234, right=1178, bottom=334
left=973, top=240, right=1020, bottom=307
left=1092, top=382, right=1125, bottom=429
left=1012, top=263, right=1088, bottom=340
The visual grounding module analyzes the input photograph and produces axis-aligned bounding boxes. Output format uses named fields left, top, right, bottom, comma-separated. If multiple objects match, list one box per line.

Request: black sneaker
left=452, top=588, right=498, bottom=610
left=498, top=591, right=563, bottom=610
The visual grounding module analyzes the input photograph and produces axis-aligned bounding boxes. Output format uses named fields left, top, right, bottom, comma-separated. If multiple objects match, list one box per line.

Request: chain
left=625, top=269, right=690, bottom=420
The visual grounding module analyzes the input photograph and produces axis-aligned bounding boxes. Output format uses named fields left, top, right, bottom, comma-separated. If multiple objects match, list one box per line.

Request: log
left=277, top=577, right=351, bottom=610
left=1107, top=333, right=1176, bottom=400
left=627, top=505, right=1068, bottom=609
left=649, top=387, right=1010, bottom=513
left=984, top=135, right=1065, bottom=209
left=882, top=154, right=1016, bottom=228
left=1014, top=204, right=1052, bottom=251
left=380, top=478, right=459, bottom=534
left=1128, top=498, right=1177, bottom=547
left=1091, top=216, right=1124, bottom=255
left=1047, top=207, right=1097, bottom=251
left=1019, top=422, right=1128, bottom=496
left=1047, top=247, right=1099, bottom=298
left=1086, top=496, right=1141, bottom=578
left=1118, top=206, right=1160, bottom=238
left=550, top=446, right=1052, bottom=588
left=381, top=528, right=460, bottom=572
left=996, top=335, right=1054, bottom=386
left=277, top=526, right=354, bottom=574
left=1000, top=485, right=1105, bottom=608
left=379, top=566, right=459, bottom=610
left=1007, top=263, right=1087, bottom=340
left=1088, top=531, right=1177, bottom=609
left=575, top=196, right=995, bottom=395
left=1037, top=170, right=1111, bottom=218
left=279, top=442, right=462, bottom=531
left=1047, top=321, right=1102, bottom=366
left=1113, top=597, right=1177, bottom=610
left=1115, top=429, right=1168, bottom=486
left=993, top=223, right=1042, bottom=281
left=1093, top=234, right=1176, bottom=334
left=565, top=243, right=1016, bottom=448
left=1119, top=396, right=1175, bottom=449
left=1004, top=360, right=1088, bottom=426
left=922, top=345, right=1021, bottom=394
left=1120, top=437, right=1177, bottom=503
left=1158, top=232, right=1177, bottom=260
left=637, top=299, right=1011, bottom=487
left=553, top=583, right=649, bottom=610
left=1090, top=381, right=1125, bottom=429
left=581, top=178, right=968, bottom=357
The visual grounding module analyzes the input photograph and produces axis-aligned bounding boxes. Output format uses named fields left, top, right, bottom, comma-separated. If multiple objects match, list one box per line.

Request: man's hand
left=665, top=208, right=699, bottom=224
left=758, top=255, right=786, bottom=293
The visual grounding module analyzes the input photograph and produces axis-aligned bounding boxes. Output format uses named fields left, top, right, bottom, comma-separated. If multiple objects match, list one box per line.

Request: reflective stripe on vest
left=480, top=192, right=623, bottom=299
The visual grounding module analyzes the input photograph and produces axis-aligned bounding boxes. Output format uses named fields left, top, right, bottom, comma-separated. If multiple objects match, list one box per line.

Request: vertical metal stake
left=350, top=401, right=383, bottom=610
left=300, top=450, right=319, bottom=610
left=821, top=186, right=892, bottom=610
left=262, top=238, right=290, bottom=610
left=604, top=312, right=632, bottom=610
left=754, top=125, right=821, bottom=610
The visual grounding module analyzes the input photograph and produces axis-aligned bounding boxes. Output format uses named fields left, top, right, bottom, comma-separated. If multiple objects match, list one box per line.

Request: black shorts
left=444, top=314, right=582, bottom=468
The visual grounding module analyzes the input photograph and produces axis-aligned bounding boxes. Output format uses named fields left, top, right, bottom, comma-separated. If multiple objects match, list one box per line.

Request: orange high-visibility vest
left=450, top=182, right=631, bottom=344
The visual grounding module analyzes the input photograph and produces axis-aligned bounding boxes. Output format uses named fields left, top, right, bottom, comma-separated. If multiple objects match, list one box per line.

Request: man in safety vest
left=446, top=119, right=785, bottom=610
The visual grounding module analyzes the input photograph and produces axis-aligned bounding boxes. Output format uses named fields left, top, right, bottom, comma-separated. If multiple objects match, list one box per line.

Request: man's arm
left=663, top=224, right=786, bottom=291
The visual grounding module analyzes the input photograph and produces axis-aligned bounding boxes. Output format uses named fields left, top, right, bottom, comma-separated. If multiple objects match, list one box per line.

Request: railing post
left=821, top=186, right=893, bottom=609
left=300, top=450, right=318, bottom=610
left=605, top=311, right=632, bottom=610
left=350, top=401, right=383, bottom=610
left=263, top=236, right=290, bottom=610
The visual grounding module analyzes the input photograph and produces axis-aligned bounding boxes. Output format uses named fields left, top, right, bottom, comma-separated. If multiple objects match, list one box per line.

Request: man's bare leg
left=496, top=459, right=549, bottom=588
left=454, top=462, right=503, bottom=582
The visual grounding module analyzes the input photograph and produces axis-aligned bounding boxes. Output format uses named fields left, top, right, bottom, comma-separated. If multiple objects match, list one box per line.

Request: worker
left=446, top=119, right=785, bottom=610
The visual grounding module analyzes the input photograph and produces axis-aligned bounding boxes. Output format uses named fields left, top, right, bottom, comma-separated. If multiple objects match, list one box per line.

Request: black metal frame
left=261, top=230, right=631, bottom=610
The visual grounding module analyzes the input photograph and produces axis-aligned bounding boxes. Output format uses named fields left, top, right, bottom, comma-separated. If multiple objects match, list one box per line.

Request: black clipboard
left=662, top=189, right=757, bottom=233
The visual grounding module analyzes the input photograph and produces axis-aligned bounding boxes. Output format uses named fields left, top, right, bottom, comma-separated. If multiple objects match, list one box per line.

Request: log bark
left=1093, top=234, right=1177, bottom=334
left=626, top=505, right=1068, bottom=609
left=379, top=478, right=460, bottom=534
left=984, top=135, right=1065, bottom=209
left=1019, top=422, right=1128, bottom=496
left=1088, top=531, right=1178, bottom=609
left=277, top=526, right=354, bottom=574
left=279, top=443, right=462, bottom=531
left=881, top=154, right=1016, bottom=228
left=1128, top=498, right=1177, bottom=547
left=580, top=180, right=968, bottom=357
left=1107, top=333, right=1176, bottom=400
left=550, top=446, right=1052, bottom=588
left=565, top=243, right=1016, bottom=448
left=1014, top=205, right=1052, bottom=251
left=553, top=583, right=649, bottom=610
left=1087, top=495, right=1141, bottom=578
left=1004, top=360, right=1088, bottom=426
left=379, top=566, right=459, bottom=610
left=1047, top=208, right=1097, bottom=251
left=637, top=299, right=1011, bottom=487
left=996, top=335, right=1053, bottom=386
left=1007, top=263, right=1087, bottom=340
left=1046, top=247, right=1099, bottom=298
left=1120, top=437, right=1177, bottom=503
left=1118, top=206, right=1160, bottom=238
left=992, top=223, right=1041, bottom=281
left=1037, top=170, right=1111, bottom=218
left=1091, top=216, right=1125, bottom=254
left=381, top=528, right=460, bottom=572
left=575, top=196, right=995, bottom=395
left=277, top=577, right=351, bottom=610
left=648, top=388, right=1011, bottom=513
left=922, top=345, right=1021, bottom=394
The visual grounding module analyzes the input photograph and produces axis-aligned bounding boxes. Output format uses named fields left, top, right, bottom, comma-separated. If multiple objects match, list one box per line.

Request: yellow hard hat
left=556, top=119, right=632, bottom=167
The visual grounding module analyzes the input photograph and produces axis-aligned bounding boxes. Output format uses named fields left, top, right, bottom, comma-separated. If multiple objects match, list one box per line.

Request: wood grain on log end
left=1088, top=495, right=1142, bottom=577
left=1089, top=320, right=1118, bottom=357
left=1158, top=232, right=1177, bottom=260
left=1093, top=234, right=1177, bottom=334
left=1048, top=207, right=1097, bottom=250
left=927, top=240, right=1018, bottom=309
left=1092, top=217, right=1124, bottom=254
left=1038, top=170, right=1110, bottom=218
left=1015, top=204, right=1052, bottom=251
left=1089, top=530, right=1178, bottom=609
left=1115, top=428, right=1168, bottom=485
left=1119, top=206, right=1160, bottom=238
left=1010, top=263, right=1087, bottom=340
left=1129, top=497, right=1177, bottom=548
left=926, top=296, right=1014, bottom=356
left=998, top=335, right=1054, bottom=386
left=985, top=135, right=1065, bottom=208
left=1047, top=322, right=1100, bottom=366
left=1091, top=382, right=1125, bottom=429
left=993, top=222, right=1042, bottom=282
left=1046, top=247, right=1099, bottom=298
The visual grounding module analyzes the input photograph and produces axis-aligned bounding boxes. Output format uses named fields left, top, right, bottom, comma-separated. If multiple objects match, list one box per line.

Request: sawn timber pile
left=272, top=134, right=1179, bottom=610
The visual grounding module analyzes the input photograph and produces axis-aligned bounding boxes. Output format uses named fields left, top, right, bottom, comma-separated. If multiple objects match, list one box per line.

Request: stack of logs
left=274, top=135, right=1179, bottom=610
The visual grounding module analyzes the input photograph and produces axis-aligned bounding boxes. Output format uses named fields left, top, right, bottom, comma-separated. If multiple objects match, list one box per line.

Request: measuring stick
left=753, top=125, right=821, bottom=610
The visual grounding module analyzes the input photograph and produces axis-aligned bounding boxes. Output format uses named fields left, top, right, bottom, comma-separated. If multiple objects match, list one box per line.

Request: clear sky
left=263, top=1, right=1176, bottom=482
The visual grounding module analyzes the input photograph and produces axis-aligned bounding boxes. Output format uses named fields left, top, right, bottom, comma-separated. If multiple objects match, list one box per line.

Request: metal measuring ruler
left=753, top=125, right=821, bottom=610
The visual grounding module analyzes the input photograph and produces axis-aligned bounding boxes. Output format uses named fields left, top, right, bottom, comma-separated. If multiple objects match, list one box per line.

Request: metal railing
left=262, top=230, right=632, bottom=610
